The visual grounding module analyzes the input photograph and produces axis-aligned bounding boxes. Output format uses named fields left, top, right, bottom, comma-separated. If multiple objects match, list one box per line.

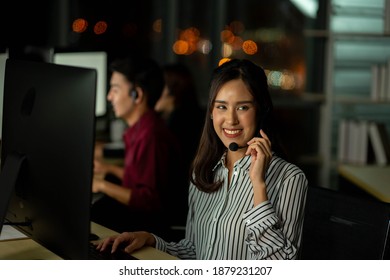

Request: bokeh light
left=197, top=39, right=212, bottom=54
left=229, top=20, right=245, bottom=34
left=93, top=21, right=107, bottom=35
left=72, top=18, right=88, bottom=33
left=153, top=19, right=162, bottom=33
left=172, top=27, right=200, bottom=55
left=242, top=40, right=258, bottom=55
left=218, top=57, right=231, bottom=66
left=172, top=40, right=189, bottom=55
left=220, top=30, right=234, bottom=44
left=221, top=43, right=233, bottom=57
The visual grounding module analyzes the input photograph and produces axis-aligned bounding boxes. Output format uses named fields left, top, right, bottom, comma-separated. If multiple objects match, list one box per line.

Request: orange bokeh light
left=172, top=40, right=189, bottom=55
left=174, top=27, right=200, bottom=55
left=218, top=58, right=231, bottom=67
left=220, top=30, right=235, bottom=44
left=72, top=18, right=88, bottom=33
left=231, top=36, right=243, bottom=50
left=242, top=40, right=258, bottom=55
left=229, top=20, right=245, bottom=34
left=94, top=21, right=107, bottom=35
left=153, top=19, right=162, bottom=33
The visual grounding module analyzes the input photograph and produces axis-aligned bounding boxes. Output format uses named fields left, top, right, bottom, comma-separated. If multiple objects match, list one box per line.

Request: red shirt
left=122, top=110, right=180, bottom=212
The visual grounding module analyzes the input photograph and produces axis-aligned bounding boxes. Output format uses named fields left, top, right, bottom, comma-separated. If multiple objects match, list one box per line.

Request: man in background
left=91, top=55, right=183, bottom=239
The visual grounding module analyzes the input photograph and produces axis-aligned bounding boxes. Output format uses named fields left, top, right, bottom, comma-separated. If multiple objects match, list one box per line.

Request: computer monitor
left=53, top=51, right=107, bottom=117
left=0, top=58, right=97, bottom=259
left=0, top=52, right=8, bottom=139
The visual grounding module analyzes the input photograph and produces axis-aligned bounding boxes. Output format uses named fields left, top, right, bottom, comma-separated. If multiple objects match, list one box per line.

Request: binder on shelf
left=338, top=119, right=390, bottom=166
left=368, top=121, right=390, bottom=166
left=387, top=58, right=390, bottom=101
left=371, top=62, right=390, bottom=101
left=337, top=119, right=369, bottom=165
left=337, top=118, right=348, bottom=163
left=385, top=0, right=390, bottom=34
left=348, top=119, right=361, bottom=165
left=357, top=120, right=369, bottom=165
left=370, top=64, right=379, bottom=101
left=379, top=64, right=387, bottom=101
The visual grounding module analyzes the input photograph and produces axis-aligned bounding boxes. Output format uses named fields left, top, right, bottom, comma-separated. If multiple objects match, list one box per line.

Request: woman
left=96, top=58, right=308, bottom=260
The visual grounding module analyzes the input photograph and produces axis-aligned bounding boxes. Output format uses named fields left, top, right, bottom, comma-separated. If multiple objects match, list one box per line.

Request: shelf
left=331, top=32, right=390, bottom=39
left=332, top=96, right=390, bottom=104
left=332, top=4, right=384, bottom=18
left=319, top=0, right=390, bottom=189
left=330, top=0, right=389, bottom=33
left=333, top=38, right=390, bottom=65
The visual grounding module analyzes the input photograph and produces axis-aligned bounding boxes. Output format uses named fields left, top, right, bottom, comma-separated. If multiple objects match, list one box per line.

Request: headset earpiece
left=130, top=89, right=138, bottom=100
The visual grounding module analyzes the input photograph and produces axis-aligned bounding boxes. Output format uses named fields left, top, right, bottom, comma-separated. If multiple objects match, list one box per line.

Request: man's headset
left=130, top=89, right=138, bottom=100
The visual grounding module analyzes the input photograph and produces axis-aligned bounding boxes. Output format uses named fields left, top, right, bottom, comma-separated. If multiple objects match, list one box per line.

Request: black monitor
left=0, top=58, right=97, bottom=259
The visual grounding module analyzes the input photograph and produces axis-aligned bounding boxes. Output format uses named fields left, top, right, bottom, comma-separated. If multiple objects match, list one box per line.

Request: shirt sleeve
left=126, top=132, right=166, bottom=211
left=243, top=172, right=308, bottom=260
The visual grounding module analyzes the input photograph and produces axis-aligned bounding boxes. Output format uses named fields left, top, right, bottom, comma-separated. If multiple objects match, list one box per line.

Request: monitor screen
left=53, top=51, right=107, bottom=117
left=0, top=58, right=97, bottom=259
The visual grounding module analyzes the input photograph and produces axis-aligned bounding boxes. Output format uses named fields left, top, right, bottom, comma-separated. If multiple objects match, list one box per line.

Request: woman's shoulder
left=270, top=155, right=307, bottom=180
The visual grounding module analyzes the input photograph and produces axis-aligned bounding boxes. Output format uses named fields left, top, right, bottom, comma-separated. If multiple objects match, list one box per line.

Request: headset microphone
left=229, top=142, right=248, bottom=151
left=229, top=142, right=239, bottom=151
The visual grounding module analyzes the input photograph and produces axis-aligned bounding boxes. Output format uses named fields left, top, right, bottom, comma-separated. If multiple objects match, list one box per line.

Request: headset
left=130, top=89, right=138, bottom=100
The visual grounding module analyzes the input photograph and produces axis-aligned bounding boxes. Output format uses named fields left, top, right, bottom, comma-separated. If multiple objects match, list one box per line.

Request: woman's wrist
left=145, top=232, right=156, bottom=247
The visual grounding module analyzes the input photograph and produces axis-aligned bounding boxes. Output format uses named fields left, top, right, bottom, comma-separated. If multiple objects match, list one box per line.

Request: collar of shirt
left=212, top=151, right=276, bottom=172
left=212, top=151, right=251, bottom=172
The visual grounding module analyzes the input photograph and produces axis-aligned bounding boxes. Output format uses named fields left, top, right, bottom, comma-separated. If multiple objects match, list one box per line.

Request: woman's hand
left=96, top=231, right=156, bottom=254
left=245, top=129, right=272, bottom=185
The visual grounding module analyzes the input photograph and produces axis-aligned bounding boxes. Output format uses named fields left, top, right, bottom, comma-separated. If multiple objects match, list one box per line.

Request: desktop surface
left=338, top=164, right=390, bottom=203
left=0, top=222, right=178, bottom=260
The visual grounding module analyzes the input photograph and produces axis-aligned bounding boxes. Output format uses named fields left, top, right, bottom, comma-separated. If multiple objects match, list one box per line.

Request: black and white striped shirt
left=154, top=153, right=308, bottom=259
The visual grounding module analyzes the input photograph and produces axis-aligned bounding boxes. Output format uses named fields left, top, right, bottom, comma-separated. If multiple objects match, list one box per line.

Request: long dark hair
left=189, top=59, right=283, bottom=193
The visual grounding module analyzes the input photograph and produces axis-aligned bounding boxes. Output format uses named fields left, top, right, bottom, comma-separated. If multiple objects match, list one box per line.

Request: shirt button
left=246, top=219, right=251, bottom=225
left=233, top=171, right=238, bottom=176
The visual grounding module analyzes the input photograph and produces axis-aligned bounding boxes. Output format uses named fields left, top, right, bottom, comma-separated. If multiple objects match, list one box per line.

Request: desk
left=0, top=238, right=62, bottom=260
left=90, top=223, right=178, bottom=260
left=0, top=222, right=177, bottom=260
left=338, top=164, right=390, bottom=203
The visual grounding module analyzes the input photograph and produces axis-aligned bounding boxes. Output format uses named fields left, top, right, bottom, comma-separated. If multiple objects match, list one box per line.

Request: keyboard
left=88, top=242, right=138, bottom=260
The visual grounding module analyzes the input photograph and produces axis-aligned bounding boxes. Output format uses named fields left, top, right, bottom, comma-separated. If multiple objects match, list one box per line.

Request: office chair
left=300, top=186, right=390, bottom=260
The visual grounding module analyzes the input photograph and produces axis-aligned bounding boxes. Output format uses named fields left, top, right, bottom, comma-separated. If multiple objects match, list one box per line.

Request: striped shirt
left=154, top=153, right=308, bottom=259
